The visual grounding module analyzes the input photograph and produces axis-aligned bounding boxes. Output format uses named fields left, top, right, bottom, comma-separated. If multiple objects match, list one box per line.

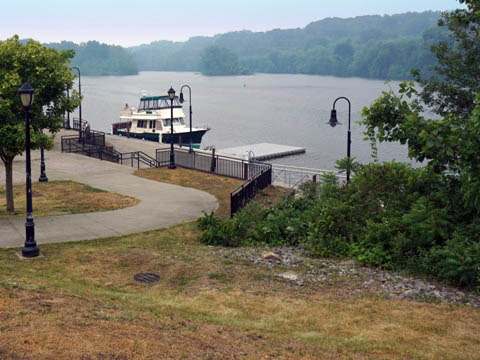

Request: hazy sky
left=0, top=0, right=462, bottom=47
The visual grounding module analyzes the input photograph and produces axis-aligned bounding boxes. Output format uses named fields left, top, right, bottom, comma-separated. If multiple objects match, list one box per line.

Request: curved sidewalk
left=0, top=150, right=218, bottom=248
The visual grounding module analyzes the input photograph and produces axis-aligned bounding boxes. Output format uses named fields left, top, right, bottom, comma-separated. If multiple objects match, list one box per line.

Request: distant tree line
left=45, top=41, right=138, bottom=76
left=129, top=11, right=444, bottom=79
left=41, top=11, right=447, bottom=79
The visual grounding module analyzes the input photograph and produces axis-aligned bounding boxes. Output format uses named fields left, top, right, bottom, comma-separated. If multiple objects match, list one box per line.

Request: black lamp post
left=72, top=66, right=82, bottom=141
left=179, top=85, right=193, bottom=153
left=38, top=137, right=48, bottom=182
left=328, top=96, right=352, bottom=182
left=168, top=87, right=176, bottom=169
left=65, top=88, right=71, bottom=129
left=18, top=82, right=40, bottom=258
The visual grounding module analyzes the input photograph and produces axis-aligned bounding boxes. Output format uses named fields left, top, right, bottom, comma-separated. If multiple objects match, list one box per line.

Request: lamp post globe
left=18, top=82, right=39, bottom=258
left=19, top=82, right=34, bottom=107
left=328, top=109, right=339, bottom=128
left=168, top=87, right=176, bottom=169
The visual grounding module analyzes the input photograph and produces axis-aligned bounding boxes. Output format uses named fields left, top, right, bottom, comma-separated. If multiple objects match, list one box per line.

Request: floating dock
left=218, top=143, right=306, bottom=161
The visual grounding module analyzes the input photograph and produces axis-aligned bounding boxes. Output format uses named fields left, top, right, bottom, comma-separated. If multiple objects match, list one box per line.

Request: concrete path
left=0, top=136, right=217, bottom=248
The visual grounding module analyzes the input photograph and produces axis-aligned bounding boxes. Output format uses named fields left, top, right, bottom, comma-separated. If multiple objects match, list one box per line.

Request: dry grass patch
left=1, top=223, right=480, bottom=358
left=0, top=180, right=139, bottom=218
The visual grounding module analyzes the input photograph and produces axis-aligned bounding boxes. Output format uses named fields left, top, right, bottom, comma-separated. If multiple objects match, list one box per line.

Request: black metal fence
left=230, top=165, right=272, bottom=217
left=156, top=147, right=269, bottom=180
left=156, top=147, right=273, bottom=216
left=72, top=117, right=84, bottom=131
left=117, top=151, right=160, bottom=169
left=61, top=130, right=105, bottom=152
left=61, top=131, right=159, bottom=169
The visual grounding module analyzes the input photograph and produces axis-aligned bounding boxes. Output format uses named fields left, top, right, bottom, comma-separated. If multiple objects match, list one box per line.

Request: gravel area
left=215, top=246, right=480, bottom=308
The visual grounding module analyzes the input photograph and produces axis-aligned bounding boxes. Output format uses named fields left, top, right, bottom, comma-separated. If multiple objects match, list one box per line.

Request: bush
left=198, top=161, right=480, bottom=288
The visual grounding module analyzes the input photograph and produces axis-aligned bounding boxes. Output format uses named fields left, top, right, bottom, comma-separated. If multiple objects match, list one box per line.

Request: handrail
left=231, top=164, right=271, bottom=196
left=157, top=147, right=250, bottom=164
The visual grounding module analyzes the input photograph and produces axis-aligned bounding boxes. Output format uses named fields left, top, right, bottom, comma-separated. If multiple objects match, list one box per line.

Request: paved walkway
left=0, top=134, right=217, bottom=248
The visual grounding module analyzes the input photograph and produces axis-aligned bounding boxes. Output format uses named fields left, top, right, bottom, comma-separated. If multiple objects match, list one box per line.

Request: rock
left=262, top=252, right=281, bottom=262
left=277, top=272, right=299, bottom=281
left=403, top=289, right=420, bottom=298
left=214, top=247, right=480, bottom=308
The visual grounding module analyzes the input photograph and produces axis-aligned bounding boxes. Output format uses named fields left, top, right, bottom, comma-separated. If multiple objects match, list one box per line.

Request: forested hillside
left=46, top=41, right=138, bottom=76
left=40, top=11, right=445, bottom=79
left=129, top=11, right=445, bottom=79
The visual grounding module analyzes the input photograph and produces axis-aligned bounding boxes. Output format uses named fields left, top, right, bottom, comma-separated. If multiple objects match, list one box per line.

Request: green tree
left=361, top=1, right=480, bottom=210
left=0, top=36, right=80, bottom=212
left=412, top=0, right=480, bottom=119
left=200, top=45, right=251, bottom=76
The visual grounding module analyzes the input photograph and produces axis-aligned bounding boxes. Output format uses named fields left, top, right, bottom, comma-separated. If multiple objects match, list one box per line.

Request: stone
left=403, top=289, right=420, bottom=298
left=277, top=272, right=299, bottom=281
left=262, top=252, right=281, bottom=262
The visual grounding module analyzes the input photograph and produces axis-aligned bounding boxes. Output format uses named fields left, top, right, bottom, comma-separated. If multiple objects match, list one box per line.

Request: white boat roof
left=121, top=108, right=185, bottom=120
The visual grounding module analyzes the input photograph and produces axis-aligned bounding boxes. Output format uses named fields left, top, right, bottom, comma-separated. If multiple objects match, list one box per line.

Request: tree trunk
left=4, top=159, right=14, bottom=213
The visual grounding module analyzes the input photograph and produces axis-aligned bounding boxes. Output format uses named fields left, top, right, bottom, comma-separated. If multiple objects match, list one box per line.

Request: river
left=75, top=71, right=413, bottom=170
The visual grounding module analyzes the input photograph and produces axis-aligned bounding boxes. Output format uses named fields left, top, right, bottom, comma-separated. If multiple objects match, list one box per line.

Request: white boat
left=112, top=95, right=210, bottom=148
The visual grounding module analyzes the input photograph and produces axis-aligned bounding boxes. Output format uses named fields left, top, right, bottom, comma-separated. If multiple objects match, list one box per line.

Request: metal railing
left=156, top=147, right=270, bottom=180
left=231, top=165, right=272, bottom=217
left=61, top=130, right=105, bottom=152
left=61, top=131, right=160, bottom=169
left=156, top=147, right=273, bottom=216
left=271, top=164, right=345, bottom=188
left=72, top=117, right=84, bottom=131
left=117, top=151, right=160, bottom=169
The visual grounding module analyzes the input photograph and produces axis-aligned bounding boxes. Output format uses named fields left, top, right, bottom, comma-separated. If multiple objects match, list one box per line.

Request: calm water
left=76, top=71, right=413, bottom=170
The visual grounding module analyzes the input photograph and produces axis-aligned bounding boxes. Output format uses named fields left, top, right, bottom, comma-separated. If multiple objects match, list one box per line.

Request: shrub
left=198, top=161, right=480, bottom=288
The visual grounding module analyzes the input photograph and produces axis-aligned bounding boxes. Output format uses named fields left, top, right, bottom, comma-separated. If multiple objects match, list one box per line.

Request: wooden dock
left=218, top=143, right=306, bottom=161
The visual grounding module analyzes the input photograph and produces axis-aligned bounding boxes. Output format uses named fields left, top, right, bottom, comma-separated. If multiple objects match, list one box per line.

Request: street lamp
left=168, top=87, right=176, bottom=169
left=72, top=67, right=82, bottom=141
left=18, top=82, right=40, bottom=258
left=328, top=96, right=352, bottom=182
left=38, top=134, right=48, bottom=182
left=179, top=85, right=193, bottom=153
left=65, top=88, right=71, bottom=129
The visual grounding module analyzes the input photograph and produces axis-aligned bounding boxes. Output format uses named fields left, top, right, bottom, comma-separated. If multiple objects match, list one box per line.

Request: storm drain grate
left=133, top=273, right=160, bottom=283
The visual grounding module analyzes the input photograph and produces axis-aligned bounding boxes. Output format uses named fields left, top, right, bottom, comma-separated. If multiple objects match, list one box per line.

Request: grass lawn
left=0, top=170, right=479, bottom=359
left=0, top=180, right=139, bottom=218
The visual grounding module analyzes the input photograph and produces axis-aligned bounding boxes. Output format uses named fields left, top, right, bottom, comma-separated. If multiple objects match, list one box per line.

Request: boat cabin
left=138, top=96, right=182, bottom=111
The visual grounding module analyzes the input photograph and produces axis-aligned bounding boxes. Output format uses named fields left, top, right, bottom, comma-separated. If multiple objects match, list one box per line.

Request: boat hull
left=114, top=129, right=208, bottom=148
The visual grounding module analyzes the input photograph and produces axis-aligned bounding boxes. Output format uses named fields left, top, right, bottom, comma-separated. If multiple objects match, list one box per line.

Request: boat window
left=180, top=118, right=185, bottom=125
left=149, top=120, right=156, bottom=129
left=163, top=119, right=171, bottom=127
left=137, top=120, right=147, bottom=128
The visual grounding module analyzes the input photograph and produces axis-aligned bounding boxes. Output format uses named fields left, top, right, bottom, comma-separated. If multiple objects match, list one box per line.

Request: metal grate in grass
left=133, top=273, right=160, bottom=283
